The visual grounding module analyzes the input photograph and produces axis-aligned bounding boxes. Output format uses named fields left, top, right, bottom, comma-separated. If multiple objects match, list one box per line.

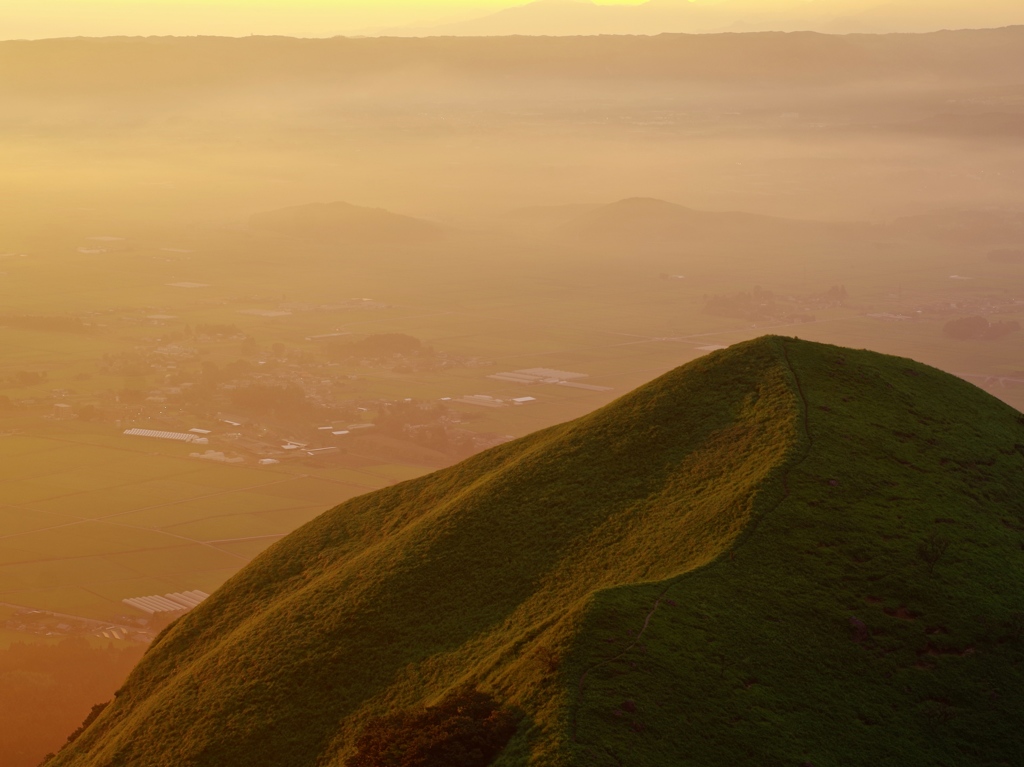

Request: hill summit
left=52, top=337, right=1024, bottom=767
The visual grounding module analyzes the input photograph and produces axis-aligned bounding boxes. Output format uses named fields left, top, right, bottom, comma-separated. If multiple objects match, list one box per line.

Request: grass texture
left=52, top=336, right=1024, bottom=767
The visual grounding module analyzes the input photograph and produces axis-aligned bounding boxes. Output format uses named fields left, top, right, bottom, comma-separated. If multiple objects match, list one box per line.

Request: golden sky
left=2, top=1, right=1019, bottom=39
left=1, top=0, right=561, bottom=37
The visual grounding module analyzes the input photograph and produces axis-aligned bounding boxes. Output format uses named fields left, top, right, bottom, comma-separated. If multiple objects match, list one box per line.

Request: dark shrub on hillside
left=346, top=687, right=518, bottom=767
left=64, top=702, right=109, bottom=748
left=38, top=701, right=107, bottom=766
left=943, top=316, right=1021, bottom=341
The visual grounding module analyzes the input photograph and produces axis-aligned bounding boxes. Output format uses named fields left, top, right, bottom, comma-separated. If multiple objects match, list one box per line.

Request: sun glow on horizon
left=1, top=0, right=1021, bottom=40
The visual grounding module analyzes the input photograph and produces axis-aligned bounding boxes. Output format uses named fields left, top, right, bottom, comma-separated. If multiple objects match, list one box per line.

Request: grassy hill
left=51, top=337, right=1024, bottom=767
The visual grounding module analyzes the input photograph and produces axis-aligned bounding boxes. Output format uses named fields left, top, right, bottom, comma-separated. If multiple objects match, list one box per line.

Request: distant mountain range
left=6, top=29, right=1024, bottom=96
left=539, top=197, right=1024, bottom=252
left=551, top=196, right=855, bottom=248
left=50, top=336, right=1024, bottom=767
left=378, top=0, right=1024, bottom=37
left=250, top=197, right=1024, bottom=255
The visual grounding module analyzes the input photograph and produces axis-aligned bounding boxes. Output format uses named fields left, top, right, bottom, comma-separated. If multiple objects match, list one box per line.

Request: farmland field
left=6, top=215, right=1024, bottom=615
left=0, top=423, right=422, bottom=624
left=2, top=226, right=1023, bottom=635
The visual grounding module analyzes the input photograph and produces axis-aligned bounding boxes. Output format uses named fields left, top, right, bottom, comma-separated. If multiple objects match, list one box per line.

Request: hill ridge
left=570, top=338, right=815, bottom=747
left=248, top=200, right=444, bottom=244
left=51, top=336, right=1024, bottom=767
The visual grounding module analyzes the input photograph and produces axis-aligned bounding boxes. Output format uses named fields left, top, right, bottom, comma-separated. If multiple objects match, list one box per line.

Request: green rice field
left=0, top=424, right=420, bottom=622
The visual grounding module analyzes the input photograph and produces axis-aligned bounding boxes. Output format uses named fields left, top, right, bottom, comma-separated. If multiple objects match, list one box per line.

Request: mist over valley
left=1, top=25, right=1023, bottom=767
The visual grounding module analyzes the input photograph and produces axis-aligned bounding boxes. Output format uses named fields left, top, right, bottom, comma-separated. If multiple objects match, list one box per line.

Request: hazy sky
left=2, top=0, right=1020, bottom=39
left=6, top=0, right=534, bottom=37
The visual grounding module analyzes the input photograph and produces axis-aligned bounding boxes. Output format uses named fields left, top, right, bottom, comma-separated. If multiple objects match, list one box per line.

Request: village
left=3, top=605, right=158, bottom=643
left=0, top=315, right=525, bottom=469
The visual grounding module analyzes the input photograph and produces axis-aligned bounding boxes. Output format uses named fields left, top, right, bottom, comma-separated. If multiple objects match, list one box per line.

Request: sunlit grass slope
left=52, top=337, right=1024, bottom=767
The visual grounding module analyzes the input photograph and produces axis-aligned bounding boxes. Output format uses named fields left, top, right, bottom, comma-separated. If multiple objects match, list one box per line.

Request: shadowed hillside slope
left=51, top=337, right=1024, bottom=767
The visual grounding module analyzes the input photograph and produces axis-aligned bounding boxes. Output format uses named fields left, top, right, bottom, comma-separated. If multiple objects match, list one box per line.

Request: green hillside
left=51, top=337, right=1024, bottom=767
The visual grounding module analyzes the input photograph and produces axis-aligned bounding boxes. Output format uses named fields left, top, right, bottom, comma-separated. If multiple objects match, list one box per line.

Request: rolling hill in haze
left=49, top=337, right=1024, bottom=767
left=249, top=202, right=445, bottom=245
left=552, top=197, right=856, bottom=251
left=514, top=197, right=1024, bottom=254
